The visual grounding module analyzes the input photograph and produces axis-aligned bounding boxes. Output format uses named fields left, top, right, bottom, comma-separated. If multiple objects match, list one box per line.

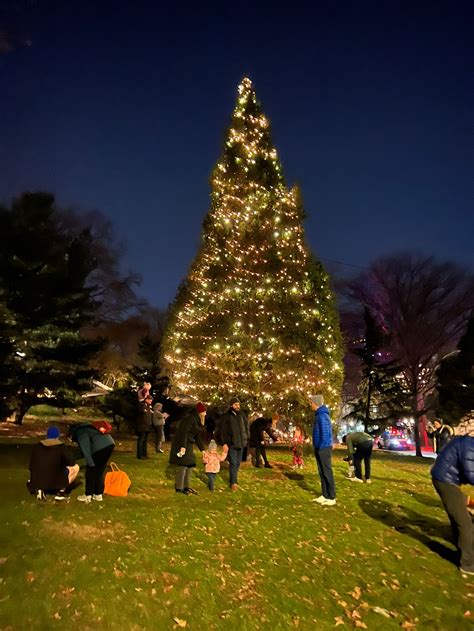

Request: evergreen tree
left=0, top=192, right=102, bottom=423
left=351, top=308, right=409, bottom=432
left=436, top=314, right=474, bottom=424
left=161, top=78, right=344, bottom=417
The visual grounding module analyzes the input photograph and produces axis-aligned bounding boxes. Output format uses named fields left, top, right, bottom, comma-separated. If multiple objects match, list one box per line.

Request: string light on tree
left=160, top=77, right=344, bottom=417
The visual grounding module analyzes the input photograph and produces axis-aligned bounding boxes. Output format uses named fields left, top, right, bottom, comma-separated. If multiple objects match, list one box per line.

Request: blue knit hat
left=46, top=426, right=60, bottom=439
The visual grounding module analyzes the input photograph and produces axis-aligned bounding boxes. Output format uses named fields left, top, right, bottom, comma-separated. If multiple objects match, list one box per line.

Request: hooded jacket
left=312, top=405, right=333, bottom=449
left=28, top=439, right=76, bottom=491
left=70, top=423, right=115, bottom=467
left=431, top=436, right=474, bottom=486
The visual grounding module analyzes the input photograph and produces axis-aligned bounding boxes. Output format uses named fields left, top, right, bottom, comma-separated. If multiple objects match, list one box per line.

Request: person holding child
left=202, top=440, right=229, bottom=491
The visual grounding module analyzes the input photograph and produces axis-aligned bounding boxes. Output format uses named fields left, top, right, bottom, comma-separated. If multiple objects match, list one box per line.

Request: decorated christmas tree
left=161, top=78, right=343, bottom=417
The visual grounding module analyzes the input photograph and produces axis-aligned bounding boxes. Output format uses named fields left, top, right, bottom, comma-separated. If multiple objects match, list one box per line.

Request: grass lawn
left=0, top=433, right=472, bottom=630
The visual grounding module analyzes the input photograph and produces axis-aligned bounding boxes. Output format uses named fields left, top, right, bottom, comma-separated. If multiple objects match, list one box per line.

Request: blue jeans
left=228, top=447, right=243, bottom=486
left=207, top=473, right=216, bottom=491
left=314, top=447, right=336, bottom=499
left=137, top=432, right=149, bottom=459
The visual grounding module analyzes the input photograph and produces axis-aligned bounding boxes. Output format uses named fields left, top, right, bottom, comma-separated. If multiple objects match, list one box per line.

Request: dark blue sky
left=1, top=1, right=472, bottom=308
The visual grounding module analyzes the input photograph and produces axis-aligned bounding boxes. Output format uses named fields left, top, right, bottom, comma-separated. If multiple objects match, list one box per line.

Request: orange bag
left=104, top=462, right=131, bottom=497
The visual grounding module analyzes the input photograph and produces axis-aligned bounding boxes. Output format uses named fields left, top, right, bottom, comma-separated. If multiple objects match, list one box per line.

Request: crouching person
left=28, top=426, right=79, bottom=501
left=69, top=422, right=115, bottom=504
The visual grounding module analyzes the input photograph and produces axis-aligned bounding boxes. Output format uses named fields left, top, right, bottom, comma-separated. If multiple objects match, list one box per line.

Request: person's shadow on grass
left=359, top=499, right=459, bottom=567
left=284, top=471, right=314, bottom=494
left=403, top=489, right=441, bottom=508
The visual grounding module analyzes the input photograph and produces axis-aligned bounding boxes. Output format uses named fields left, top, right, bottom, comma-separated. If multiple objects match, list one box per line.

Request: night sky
left=1, top=1, right=472, bottom=308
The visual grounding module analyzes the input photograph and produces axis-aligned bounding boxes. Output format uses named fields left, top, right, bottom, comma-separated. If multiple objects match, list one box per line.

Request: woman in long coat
left=169, top=402, right=207, bottom=495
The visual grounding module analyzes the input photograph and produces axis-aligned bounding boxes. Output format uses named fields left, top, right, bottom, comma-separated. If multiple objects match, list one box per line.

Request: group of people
left=28, top=420, right=115, bottom=504
left=27, top=385, right=473, bottom=578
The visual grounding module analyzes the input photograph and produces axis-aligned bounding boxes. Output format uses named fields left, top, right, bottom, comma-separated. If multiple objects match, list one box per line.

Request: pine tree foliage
left=161, top=78, right=343, bottom=416
left=0, top=192, right=102, bottom=422
left=436, top=314, right=474, bottom=424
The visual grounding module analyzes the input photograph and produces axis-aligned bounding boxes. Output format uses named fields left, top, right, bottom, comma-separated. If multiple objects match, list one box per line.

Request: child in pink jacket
left=202, top=440, right=228, bottom=491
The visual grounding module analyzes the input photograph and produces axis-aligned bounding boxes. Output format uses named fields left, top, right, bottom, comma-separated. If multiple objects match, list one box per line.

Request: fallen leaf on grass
left=373, top=607, right=391, bottom=618
left=164, top=585, right=174, bottom=593
left=173, top=618, right=187, bottom=627
left=26, top=572, right=35, bottom=583
left=301, top=575, right=310, bottom=583
left=464, top=611, right=471, bottom=617
left=400, top=621, right=417, bottom=629
left=334, top=617, right=345, bottom=626
left=350, top=586, right=362, bottom=600
left=53, top=612, right=61, bottom=620
left=354, top=622, right=367, bottom=629
left=0, top=558, right=7, bottom=565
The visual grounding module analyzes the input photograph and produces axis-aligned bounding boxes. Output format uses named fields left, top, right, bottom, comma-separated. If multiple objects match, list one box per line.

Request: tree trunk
left=412, top=390, right=423, bottom=457
left=13, top=401, right=30, bottom=425
left=364, top=371, right=373, bottom=433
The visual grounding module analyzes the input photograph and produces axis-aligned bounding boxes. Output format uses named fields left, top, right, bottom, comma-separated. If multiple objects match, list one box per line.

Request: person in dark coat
left=428, top=418, right=454, bottom=454
left=70, top=422, right=115, bottom=504
left=136, top=396, right=153, bottom=459
left=431, top=433, right=474, bottom=576
left=28, top=426, right=79, bottom=500
left=249, top=416, right=278, bottom=468
left=218, top=397, right=249, bottom=491
left=169, top=401, right=207, bottom=495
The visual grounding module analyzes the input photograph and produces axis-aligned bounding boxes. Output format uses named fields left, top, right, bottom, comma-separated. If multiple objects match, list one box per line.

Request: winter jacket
left=202, top=447, right=228, bottom=473
left=70, top=423, right=115, bottom=467
left=248, top=417, right=278, bottom=448
left=431, top=436, right=474, bottom=486
left=169, top=411, right=206, bottom=467
left=428, top=424, right=454, bottom=454
left=28, top=439, right=76, bottom=491
left=136, top=402, right=153, bottom=433
left=346, top=432, right=373, bottom=457
left=152, top=407, right=165, bottom=427
left=312, top=405, right=333, bottom=449
left=218, top=409, right=249, bottom=449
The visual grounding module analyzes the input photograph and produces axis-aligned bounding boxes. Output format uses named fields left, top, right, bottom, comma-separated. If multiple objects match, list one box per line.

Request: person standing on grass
left=202, top=440, right=228, bottom=491
left=169, top=401, right=207, bottom=495
left=291, top=426, right=305, bottom=469
left=431, top=430, right=474, bottom=577
left=342, top=432, right=374, bottom=483
left=218, top=397, right=249, bottom=491
left=310, top=395, right=336, bottom=506
left=136, top=396, right=153, bottom=459
left=152, top=402, right=167, bottom=453
left=248, top=416, right=278, bottom=468
left=428, top=418, right=454, bottom=454
left=69, top=422, right=115, bottom=504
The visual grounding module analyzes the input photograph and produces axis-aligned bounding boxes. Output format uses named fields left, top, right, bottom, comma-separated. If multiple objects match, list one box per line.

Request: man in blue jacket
left=310, top=395, right=336, bottom=506
left=431, top=434, right=474, bottom=576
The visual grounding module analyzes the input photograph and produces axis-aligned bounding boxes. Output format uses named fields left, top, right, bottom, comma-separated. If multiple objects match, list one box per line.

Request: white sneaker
left=321, top=498, right=336, bottom=506
left=77, top=495, right=92, bottom=504
left=365, top=479, right=372, bottom=484
left=36, top=490, right=47, bottom=501
left=311, top=495, right=326, bottom=503
left=349, top=477, right=363, bottom=483
left=92, top=494, right=103, bottom=502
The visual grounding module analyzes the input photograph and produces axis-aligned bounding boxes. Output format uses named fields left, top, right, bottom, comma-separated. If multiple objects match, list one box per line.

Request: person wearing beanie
left=169, top=402, right=207, bottom=495
left=310, top=395, right=336, bottom=506
left=152, top=402, right=168, bottom=454
left=28, top=426, right=79, bottom=501
left=69, top=422, right=115, bottom=504
left=202, top=440, right=229, bottom=491
left=217, top=397, right=249, bottom=491
left=431, top=434, right=474, bottom=576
